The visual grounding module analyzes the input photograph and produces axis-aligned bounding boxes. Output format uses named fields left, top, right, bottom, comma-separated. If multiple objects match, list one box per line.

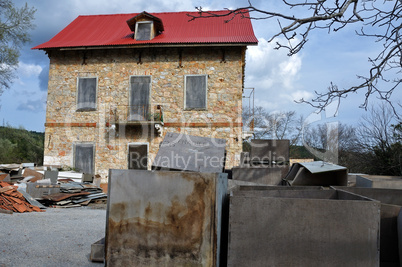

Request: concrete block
left=152, top=132, right=226, bottom=173
left=231, top=166, right=288, bottom=185
left=105, top=169, right=228, bottom=266
left=227, top=189, right=380, bottom=266
left=44, top=170, right=59, bottom=184
left=332, top=186, right=402, bottom=265
left=90, top=238, right=104, bottom=262
left=356, top=175, right=402, bottom=189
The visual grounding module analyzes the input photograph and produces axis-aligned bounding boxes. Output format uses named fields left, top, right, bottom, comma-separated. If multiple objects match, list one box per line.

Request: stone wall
left=44, top=46, right=245, bottom=182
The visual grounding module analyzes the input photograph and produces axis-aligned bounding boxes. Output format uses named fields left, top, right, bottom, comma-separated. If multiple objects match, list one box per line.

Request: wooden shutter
left=77, top=78, right=96, bottom=111
left=129, top=76, right=150, bottom=121
left=185, top=75, right=206, bottom=109
left=136, top=23, right=151, bottom=41
left=74, top=143, right=94, bottom=174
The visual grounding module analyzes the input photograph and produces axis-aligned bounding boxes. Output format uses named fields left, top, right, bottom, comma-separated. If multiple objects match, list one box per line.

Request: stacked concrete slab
left=227, top=186, right=380, bottom=266
left=105, top=169, right=228, bottom=266
left=232, top=139, right=290, bottom=185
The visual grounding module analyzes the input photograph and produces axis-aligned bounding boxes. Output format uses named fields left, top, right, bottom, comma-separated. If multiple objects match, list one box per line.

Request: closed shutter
left=74, top=143, right=94, bottom=174
left=77, top=78, right=96, bottom=111
left=129, top=76, right=150, bottom=121
left=185, top=75, right=207, bottom=109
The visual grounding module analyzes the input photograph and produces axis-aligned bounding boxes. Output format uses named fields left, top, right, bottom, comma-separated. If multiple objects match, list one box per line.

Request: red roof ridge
left=75, top=9, right=241, bottom=18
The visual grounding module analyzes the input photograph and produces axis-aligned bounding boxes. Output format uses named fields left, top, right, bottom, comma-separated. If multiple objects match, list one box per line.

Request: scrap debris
left=0, top=163, right=107, bottom=210
left=0, top=181, right=44, bottom=213
left=39, top=181, right=107, bottom=207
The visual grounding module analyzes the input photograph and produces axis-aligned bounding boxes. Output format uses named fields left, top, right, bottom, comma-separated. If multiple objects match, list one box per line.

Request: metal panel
left=298, top=161, right=347, bottom=174
left=285, top=161, right=348, bottom=186
left=105, top=169, right=228, bottom=266
left=152, top=132, right=226, bottom=173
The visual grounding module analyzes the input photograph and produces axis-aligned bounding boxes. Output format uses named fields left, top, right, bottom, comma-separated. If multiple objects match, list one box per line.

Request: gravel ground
left=0, top=205, right=107, bottom=267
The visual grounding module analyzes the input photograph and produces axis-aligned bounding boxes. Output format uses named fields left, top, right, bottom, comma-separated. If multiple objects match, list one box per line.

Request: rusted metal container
left=105, top=169, right=228, bottom=266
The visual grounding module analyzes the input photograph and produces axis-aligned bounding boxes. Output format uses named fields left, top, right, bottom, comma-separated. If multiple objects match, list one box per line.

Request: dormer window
left=127, top=11, right=164, bottom=41
left=135, top=21, right=152, bottom=41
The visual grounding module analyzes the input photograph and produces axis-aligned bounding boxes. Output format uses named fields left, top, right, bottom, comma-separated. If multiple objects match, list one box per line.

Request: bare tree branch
left=188, top=0, right=402, bottom=118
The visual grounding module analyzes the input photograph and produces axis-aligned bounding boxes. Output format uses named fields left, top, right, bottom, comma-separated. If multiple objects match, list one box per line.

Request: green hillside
left=0, top=126, right=44, bottom=165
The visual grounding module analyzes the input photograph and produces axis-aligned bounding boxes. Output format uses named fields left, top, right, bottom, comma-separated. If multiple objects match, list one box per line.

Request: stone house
left=33, top=10, right=258, bottom=182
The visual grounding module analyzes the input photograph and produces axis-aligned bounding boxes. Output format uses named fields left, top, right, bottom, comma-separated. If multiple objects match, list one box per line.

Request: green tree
left=0, top=0, right=36, bottom=96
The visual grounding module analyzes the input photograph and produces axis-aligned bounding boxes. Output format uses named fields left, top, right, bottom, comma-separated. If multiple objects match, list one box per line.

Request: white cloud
left=245, top=37, right=302, bottom=91
left=17, top=62, right=42, bottom=77
left=288, top=90, right=314, bottom=103
left=245, top=37, right=304, bottom=113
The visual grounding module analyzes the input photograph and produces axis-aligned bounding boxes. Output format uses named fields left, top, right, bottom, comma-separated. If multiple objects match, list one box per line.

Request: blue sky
left=1, top=0, right=400, bottom=132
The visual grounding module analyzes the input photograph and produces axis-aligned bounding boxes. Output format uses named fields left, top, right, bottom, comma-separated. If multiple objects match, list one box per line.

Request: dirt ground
left=0, top=204, right=107, bottom=267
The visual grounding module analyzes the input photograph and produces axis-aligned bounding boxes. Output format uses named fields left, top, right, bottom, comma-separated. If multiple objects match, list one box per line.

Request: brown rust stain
left=106, top=175, right=215, bottom=266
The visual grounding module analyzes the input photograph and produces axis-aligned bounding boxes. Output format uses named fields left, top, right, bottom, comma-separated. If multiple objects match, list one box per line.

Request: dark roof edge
left=33, top=42, right=258, bottom=51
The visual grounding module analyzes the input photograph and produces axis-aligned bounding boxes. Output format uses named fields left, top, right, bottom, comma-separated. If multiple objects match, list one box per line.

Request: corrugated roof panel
left=33, top=10, right=258, bottom=49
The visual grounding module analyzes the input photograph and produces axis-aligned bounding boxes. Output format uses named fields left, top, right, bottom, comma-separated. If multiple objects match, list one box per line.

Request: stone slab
left=250, top=139, right=289, bottom=163
left=152, top=132, right=226, bottom=173
left=105, top=169, right=228, bottom=266
left=356, top=175, right=402, bottom=189
left=227, top=189, right=380, bottom=266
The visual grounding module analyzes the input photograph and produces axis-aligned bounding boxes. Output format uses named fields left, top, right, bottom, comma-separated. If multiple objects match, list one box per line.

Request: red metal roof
left=33, top=10, right=258, bottom=50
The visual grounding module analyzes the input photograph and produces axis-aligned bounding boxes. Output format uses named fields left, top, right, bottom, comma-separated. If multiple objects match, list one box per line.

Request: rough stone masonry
left=43, top=46, right=246, bottom=182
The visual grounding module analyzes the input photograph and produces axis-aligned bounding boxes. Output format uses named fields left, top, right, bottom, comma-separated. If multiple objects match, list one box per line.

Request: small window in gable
left=135, top=21, right=152, bottom=41
left=185, top=75, right=207, bottom=110
left=127, top=12, right=164, bottom=41
left=77, top=77, right=97, bottom=111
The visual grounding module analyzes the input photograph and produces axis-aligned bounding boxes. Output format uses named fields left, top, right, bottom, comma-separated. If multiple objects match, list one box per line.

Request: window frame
left=135, top=21, right=153, bottom=41
left=184, top=74, right=208, bottom=111
left=73, top=142, right=95, bottom=175
left=76, top=77, right=98, bottom=112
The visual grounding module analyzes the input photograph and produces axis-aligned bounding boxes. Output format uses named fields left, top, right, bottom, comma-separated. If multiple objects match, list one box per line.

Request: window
left=135, top=22, right=152, bottom=41
left=185, top=75, right=207, bottom=110
left=74, top=143, right=95, bottom=174
left=129, top=76, right=151, bottom=121
left=128, top=143, right=148, bottom=170
left=77, top=77, right=97, bottom=111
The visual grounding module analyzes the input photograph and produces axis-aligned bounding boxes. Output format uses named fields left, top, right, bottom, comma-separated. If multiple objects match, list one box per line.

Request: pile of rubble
left=0, top=181, right=43, bottom=213
left=0, top=163, right=107, bottom=213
